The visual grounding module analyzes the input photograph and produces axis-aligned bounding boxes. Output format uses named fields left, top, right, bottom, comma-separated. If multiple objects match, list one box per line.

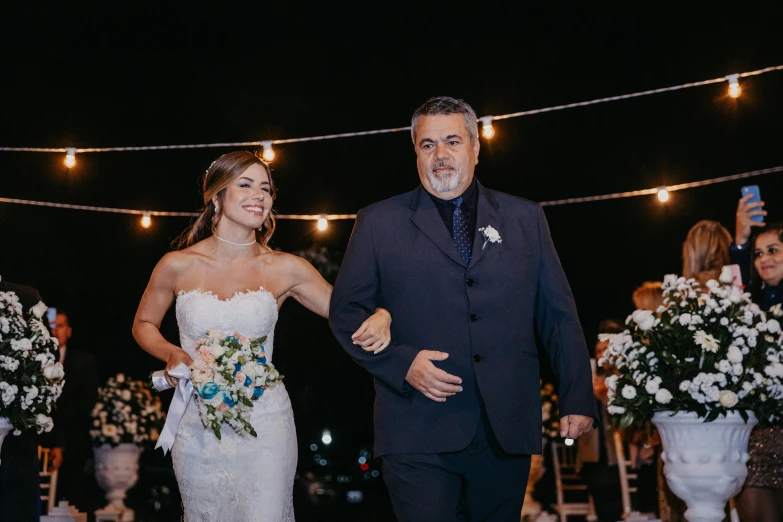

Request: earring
left=214, top=203, right=219, bottom=212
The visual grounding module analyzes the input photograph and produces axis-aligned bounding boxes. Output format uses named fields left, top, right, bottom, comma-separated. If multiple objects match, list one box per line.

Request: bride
left=132, top=151, right=391, bottom=521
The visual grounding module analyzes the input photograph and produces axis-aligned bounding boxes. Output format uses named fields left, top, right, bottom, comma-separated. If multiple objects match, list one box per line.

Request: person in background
left=735, top=222, right=783, bottom=522
left=0, top=278, right=45, bottom=522
left=681, top=220, right=732, bottom=286
left=578, top=319, right=625, bottom=522
left=45, top=310, right=99, bottom=509
left=632, top=281, right=663, bottom=312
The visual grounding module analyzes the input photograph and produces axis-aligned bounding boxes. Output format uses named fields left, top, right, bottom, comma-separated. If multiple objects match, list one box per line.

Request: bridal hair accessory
left=478, top=226, right=502, bottom=250
left=216, top=235, right=257, bottom=246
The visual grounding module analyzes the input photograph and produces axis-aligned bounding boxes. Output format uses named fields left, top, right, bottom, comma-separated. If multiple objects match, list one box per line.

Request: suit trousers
left=381, top=407, right=531, bottom=522
left=0, top=432, right=40, bottom=522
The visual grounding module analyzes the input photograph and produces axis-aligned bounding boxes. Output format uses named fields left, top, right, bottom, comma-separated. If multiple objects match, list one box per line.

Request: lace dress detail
left=172, top=288, right=297, bottom=522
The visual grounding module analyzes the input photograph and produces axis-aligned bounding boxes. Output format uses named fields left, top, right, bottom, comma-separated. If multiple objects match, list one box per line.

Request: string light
left=725, top=74, right=741, bottom=98
left=2, top=65, right=779, bottom=158
left=317, top=214, right=328, bottom=231
left=657, top=187, right=670, bottom=203
left=260, top=140, right=275, bottom=162
left=140, top=211, right=152, bottom=228
left=64, top=148, right=76, bottom=168
left=564, top=438, right=574, bottom=446
left=480, top=116, right=495, bottom=139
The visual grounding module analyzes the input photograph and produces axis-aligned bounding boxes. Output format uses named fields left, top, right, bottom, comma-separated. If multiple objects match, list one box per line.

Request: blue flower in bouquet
left=200, top=382, right=219, bottom=400
left=253, top=387, right=265, bottom=399
left=257, top=356, right=267, bottom=364
left=227, top=336, right=239, bottom=344
left=233, top=363, right=242, bottom=375
left=244, top=375, right=252, bottom=386
left=222, top=394, right=236, bottom=408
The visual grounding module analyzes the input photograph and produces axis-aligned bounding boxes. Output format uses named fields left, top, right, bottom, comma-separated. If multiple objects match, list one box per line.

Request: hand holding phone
left=740, top=185, right=764, bottom=223
left=736, top=185, right=766, bottom=246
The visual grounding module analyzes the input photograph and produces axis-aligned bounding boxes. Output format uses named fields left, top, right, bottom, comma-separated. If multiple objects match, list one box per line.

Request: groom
left=329, top=96, right=597, bottom=521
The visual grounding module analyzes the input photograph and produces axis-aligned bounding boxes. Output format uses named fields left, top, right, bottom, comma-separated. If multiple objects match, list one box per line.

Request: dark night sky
left=2, top=4, right=783, bottom=470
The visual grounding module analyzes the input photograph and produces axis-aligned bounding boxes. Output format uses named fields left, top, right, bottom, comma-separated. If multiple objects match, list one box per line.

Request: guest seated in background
left=43, top=309, right=99, bottom=510
left=682, top=220, right=732, bottom=286
left=632, top=281, right=663, bottom=312
left=578, top=318, right=625, bottom=522
left=735, top=222, right=783, bottom=522
left=0, top=278, right=45, bottom=522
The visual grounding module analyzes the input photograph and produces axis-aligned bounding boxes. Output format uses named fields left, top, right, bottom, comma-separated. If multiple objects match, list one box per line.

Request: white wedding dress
left=172, top=288, right=297, bottom=522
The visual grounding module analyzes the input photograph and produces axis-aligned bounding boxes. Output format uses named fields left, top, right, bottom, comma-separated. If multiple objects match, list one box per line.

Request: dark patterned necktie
left=451, top=197, right=471, bottom=263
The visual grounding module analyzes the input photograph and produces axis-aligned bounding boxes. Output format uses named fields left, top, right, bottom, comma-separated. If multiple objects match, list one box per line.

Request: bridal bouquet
left=0, top=282, right=64, bottom=435
left=600, top=268, right=783, bottom=428
left=189, top=329, right=282, bottom=439
left=540, top=381, right=560, bottom=440
left=90, top=373, right=165, bottom=447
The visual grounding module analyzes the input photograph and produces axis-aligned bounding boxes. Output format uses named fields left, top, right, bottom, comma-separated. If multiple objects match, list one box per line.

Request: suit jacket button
left=470, top=314, right=478, bottom=322
left=466, top=278, right=475, bottom=287
left=473, top=354, right=481, bottom=362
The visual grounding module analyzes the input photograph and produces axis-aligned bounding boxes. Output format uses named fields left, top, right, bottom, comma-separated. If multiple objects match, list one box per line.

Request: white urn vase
left=652, top=410, right=757, bottom=522
left=94, top=443, right=143, bottom=522
left=0, top=417, right=13, bottom=466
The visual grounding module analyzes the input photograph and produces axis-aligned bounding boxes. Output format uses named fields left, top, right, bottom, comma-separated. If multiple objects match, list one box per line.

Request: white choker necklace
left=215, top=235, right=256, bottom=246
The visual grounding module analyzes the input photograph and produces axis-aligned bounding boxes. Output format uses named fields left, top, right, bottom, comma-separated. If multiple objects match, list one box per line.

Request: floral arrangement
left=90, top=373, right=165, bottom=447
left=540, top=381, right=560, bottom=440
left=600, top=268, right=783, bottom=428
left=0, top=281, right=64, bottom=435
left=190, top=329, right=283, bottom=439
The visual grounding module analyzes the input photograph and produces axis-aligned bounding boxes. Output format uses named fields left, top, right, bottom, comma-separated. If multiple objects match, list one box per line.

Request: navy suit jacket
left=329, top=182, right=597, bottom=457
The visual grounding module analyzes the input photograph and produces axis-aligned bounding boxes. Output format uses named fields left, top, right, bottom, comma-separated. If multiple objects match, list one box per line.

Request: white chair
left=38, top=445, right=59, bottom=515
left=551, top=440, right=597, bottom=522
left=613, top=431, right=658, bottom=520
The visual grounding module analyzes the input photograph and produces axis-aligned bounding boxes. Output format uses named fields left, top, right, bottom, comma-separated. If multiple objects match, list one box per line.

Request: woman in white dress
left=132, top=151, right=391, bottom=522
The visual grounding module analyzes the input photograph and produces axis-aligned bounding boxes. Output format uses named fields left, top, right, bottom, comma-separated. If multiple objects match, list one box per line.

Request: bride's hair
left=175, top=151, right=277, bottom=250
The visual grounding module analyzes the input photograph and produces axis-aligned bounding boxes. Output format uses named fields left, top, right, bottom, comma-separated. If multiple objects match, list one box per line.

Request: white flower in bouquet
left=29, top=302, right=48, bottom=320
left=42, top=362, right=64, bottom=380
left=602, top=270, right=783, bottom=428
left=719, top=266, right=735, bottom=284
left=631, top=310, right=656, bottom=331
left=719, top=390, right=739, bottom=408
left=605, top=374, right=618, bottom=391
left=36, top=413, right=54, bottom=432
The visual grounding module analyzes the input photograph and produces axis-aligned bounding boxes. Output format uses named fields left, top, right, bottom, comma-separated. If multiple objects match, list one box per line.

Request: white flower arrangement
left=600, top=272, right=783, bottom=428
left=540, top=381, right=561, bottom=440
left=0, top=279, right=64, bottom=435
left=478, top=225, right=502, bottom=250
left=189, top=330, right=283, bottom=439
left=90, top=373, right=165, bottom=447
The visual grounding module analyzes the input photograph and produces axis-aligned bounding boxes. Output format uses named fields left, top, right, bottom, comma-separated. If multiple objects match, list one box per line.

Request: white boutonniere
left=478, top=226, right=502, bottom=250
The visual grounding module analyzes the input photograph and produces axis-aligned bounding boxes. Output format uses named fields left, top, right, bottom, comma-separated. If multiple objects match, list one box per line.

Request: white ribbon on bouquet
left=151, top=362, right=195, bottom=455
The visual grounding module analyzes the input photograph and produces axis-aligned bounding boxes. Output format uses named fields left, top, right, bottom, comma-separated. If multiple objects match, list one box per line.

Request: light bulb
left=64, top=147, right=77, bottom=168
left=317, top=215, right=328, bottom=232
left=564, top=438, right=574, bottom=446
left=261, top=140, right=275, bottom=162
left=480, top=116, right=495, bottom=139
left=141, top=212, right=152, bottom=228
left=321, top=430, right=332, bottom=445
left=657, top=187, right=670, bottom=203
left=725, top=74, right=741, bottom=98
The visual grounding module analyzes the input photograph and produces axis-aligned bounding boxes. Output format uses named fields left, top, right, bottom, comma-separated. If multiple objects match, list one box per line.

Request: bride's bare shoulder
left=157, top=240, right=214, bottom=274
left=261, top=250, right=310, bottom=273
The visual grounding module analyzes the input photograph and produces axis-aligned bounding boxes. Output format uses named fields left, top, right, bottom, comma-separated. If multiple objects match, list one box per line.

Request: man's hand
left=560, top=415, right=594, bottom=439
left=50, top=447, right=63, bottom=471
left=405, top=350, right=462, bottom=402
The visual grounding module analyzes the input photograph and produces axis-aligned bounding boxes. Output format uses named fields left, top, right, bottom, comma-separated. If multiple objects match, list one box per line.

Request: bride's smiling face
left=214, top=163, right=272, bottom=230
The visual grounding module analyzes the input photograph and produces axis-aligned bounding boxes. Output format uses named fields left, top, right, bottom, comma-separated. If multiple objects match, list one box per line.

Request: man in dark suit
left=0, top=278, right=45, bottom=522
left=46, top=310, right=98, bottom=508
left=329, top=97, right=597, bottom=521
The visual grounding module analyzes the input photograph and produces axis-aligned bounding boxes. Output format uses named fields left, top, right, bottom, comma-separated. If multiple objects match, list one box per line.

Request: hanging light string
left=0, top=65, right=780, bottom=157
left=1, top=165, right=781, bottom=222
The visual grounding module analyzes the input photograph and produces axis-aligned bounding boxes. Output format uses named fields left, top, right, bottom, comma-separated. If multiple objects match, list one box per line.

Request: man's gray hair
left=410, top=96, right=479, bottom=145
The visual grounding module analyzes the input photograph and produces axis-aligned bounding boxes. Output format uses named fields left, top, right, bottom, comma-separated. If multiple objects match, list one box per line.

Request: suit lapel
left=409, top=186, right=468, bottom=268
left=468, top=183, right=503, bottom=269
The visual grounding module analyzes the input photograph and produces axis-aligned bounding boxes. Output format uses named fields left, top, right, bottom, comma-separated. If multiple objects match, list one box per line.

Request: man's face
left=53, top=313, right=72, bottom=348
left=414, top=114, right=479, bottom=200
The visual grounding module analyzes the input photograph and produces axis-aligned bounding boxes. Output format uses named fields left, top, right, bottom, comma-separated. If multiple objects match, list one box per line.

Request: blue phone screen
left=741, top=186, right=763, bottom=222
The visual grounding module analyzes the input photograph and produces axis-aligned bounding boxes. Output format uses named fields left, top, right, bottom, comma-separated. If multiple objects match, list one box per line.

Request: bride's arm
left=284, top=254, right=391, bottom=352
left=132, top=253, right=193, bottom=384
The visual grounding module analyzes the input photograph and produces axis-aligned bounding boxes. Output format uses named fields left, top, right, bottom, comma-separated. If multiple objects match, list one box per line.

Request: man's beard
left=428, top=161, right=462, bottom=193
